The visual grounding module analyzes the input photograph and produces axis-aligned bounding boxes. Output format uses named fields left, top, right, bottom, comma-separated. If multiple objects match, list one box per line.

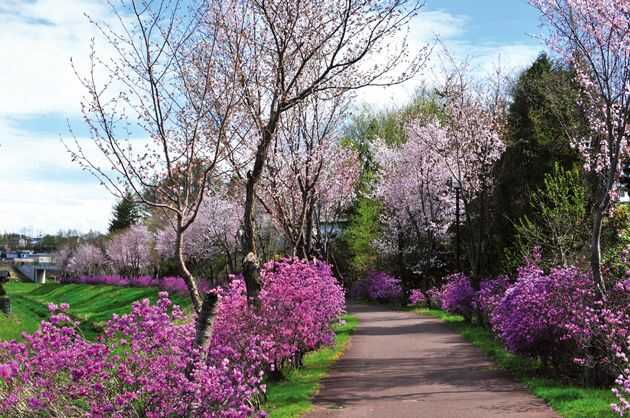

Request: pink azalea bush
left=408, top=289, right=426, bottom=306
left=0, top=295, right=264, bottom=417
left=214, top=258, right=346, bottom=374
left=475, top=275, right=511, bottom=320
left=491, top=263, right=593, bottom=365
left=59, top=275, right=211, bottom=296
left=0, top=257, right=346, bottom=416
left=440, top=273, right=476, bottom=321
left=350, top=271, right=402, bottom=303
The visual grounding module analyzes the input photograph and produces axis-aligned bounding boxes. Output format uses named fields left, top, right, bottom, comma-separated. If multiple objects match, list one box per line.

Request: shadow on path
left=304, top=304, right=558, bottom=418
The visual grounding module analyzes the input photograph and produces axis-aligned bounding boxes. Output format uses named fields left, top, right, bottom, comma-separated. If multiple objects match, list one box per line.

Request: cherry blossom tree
left=106, top=224, right=153, bottom=277
left=156, top=190, right=243, bottom=274
left=213, top=0, right=430, bottom=300
left=67, top=243, right=107, bottom=276
left=374, top=123, right=454, bottom=276
left=529, top=0, right=630, bottom=295
left=258, top=96, right=360, bottom=258
left=66, top=0, right=245, bottom=325
left=407, top=66, right=506, bottom=283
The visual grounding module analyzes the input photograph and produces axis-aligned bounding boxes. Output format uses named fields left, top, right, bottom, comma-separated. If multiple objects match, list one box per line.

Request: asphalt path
left=305, top=304, right=558, bottom=418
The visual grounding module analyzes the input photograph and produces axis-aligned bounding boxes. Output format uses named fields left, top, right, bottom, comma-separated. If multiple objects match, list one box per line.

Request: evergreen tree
left=108, top=193, right=141, bottom=234
left=490, top=53, right=585, bottom=271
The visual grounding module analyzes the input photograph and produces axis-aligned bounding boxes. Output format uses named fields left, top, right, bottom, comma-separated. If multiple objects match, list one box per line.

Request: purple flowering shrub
left=0, top=257, right=346, bottom=416
left=440, top=273, right=476, bottom=320
left=350, top=271, right=402, bottom=303
left=0, top=295, right=264, bottom=417
left=366, top=271, right=403, bottom=303
left=213, top=258, right=345, bottom=374
left=59, top=275, right=211, bottom=296
left=491, top=263, right=593, bottom=365
left=409, top=289, right=426, bottom=306
left=475, top=275, right=511, bottom=320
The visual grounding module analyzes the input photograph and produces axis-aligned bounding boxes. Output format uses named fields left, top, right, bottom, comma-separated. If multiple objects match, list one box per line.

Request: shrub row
left=422, top=254, right=630, bottom=416
left=59, top=274, right=212, bottom=296
left=0, top=257, right=345, bottom=417
left=351, top=271, right=402, bottom=303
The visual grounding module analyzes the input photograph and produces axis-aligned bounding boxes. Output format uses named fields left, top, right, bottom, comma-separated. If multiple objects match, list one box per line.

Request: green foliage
left=491, top=53, right=584, bottom=272
left=263, top=314, right=358, bottom=418
left=342, top=198, right=381, bottom=278
left=417, top=308, right=615, bottom=418
left=109, top=192, right=142, bottom=234
left=513, top=163, right=587, bottom=267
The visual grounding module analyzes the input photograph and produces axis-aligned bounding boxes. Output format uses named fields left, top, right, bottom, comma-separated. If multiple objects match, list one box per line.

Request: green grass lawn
left=0, top=281, right=190, bottom=341
left=264, top=314, right=358, bottom=418
left=417, top=307, right=616, bottom=418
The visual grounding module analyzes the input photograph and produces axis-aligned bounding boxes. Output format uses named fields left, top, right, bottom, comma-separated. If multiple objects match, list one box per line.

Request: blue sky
left=0, top=0, right=546, bottom=235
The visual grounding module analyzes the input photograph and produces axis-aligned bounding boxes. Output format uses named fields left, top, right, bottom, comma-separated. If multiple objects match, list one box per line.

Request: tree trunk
left=174, top=222, right=217, bottom=352
left=242, top=113, right=280, bottom=302
left=175, top=224, right=202, bottom=313
left=591, top=204, right=607, bottom=297
left=193, top=292, right=218, bottom=353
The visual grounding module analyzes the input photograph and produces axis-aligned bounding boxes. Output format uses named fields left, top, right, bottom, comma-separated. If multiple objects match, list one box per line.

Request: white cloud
left=355, top=9, right=544, bottom=110
left=0, top=0, right=116, bottom=116
left=0, top=118, right=116, bottom=234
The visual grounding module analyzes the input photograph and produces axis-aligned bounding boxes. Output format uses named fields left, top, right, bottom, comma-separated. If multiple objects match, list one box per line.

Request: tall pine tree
left=108, top=193, right=141, bottom=234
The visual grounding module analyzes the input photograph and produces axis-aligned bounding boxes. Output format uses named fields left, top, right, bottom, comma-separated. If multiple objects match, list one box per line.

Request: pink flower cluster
left=213, top=258, right=346, bottom=373
left=0, top=257, right=346, bottom=416
left=350, top=271, right=402, bottom=303
left=59, top=275, right=211, bottom=296
left=0, top=295, right=263, bottom=417
left=439, top=273, right=476, bottom=320
left=490, top=264, right=593, bottom=360
left=408, top=289, right=426, bottom=306
left=475, top=275, right=512, bottom=319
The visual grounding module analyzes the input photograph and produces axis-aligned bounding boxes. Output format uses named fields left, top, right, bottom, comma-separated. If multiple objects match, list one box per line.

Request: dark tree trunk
left=242, top=113, right=280, bottom=301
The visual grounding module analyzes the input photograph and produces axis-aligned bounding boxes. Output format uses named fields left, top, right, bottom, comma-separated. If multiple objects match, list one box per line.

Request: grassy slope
left=417, top=308, right=616, bottom=418
left=0, top=282, right=190, bottom=341
left=264, top=314, right=359, bottom=418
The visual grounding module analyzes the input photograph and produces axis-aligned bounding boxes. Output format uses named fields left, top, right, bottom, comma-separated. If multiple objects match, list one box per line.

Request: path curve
left=305, top=304, right=558, bottom=418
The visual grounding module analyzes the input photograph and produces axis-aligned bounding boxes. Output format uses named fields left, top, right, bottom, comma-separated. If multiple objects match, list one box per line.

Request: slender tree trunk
left=193, top=292, right=218, bottom=352
left=242, top=123, right=279, bottom=300
left=175, top=224, right=202, bottom=313
left=174, top=220, right=217, bottom=353
left=591, top=203, right=607, bottom=297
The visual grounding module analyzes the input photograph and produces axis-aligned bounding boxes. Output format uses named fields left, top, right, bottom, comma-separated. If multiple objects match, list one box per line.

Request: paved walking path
left=305, top=304, right=558, bottom=418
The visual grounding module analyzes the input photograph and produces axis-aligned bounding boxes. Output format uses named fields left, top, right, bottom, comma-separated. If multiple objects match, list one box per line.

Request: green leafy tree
left=342, top=197, right=381, bottom=278
left=513, top=163, right=588, bottom=267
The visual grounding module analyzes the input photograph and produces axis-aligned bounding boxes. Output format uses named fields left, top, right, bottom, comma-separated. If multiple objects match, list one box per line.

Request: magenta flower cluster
left=212, top=258, right=345, bottom=374
left=439, top=273, right=476, bottom=320
left=408, top=289, right=426, bottom=306
left=475, top=275, right=511, bottom=319
left=423, top=251, right=630, bottom=415
left=0, top=295, right=263, bottom=417
left=0, top=257, right=346, bottom=417
left=351, top=271, right=402, bottom=303
left=59, top=274, right=211, bottom=296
